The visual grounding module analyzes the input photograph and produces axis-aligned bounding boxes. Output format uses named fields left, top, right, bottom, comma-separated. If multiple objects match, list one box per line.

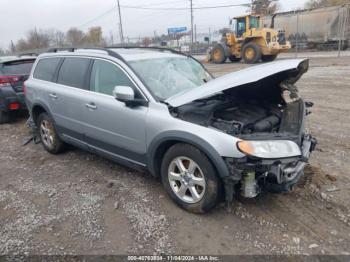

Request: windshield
left=129, top=57, right=212, bottom=100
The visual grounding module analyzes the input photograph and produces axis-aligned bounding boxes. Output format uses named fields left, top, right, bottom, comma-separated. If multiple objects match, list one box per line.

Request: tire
left=37, top=113, right=65, bottom=154
left=210, top=45, right=227, bottom=64
left=161, top=143, right=220, bottom=213
left=261, top=54, right=277, bottom=62
left=228, top=55, right=241, bottom=62
left=242, top=42, right=262, bottom=64
left=0, top=110, right=10, bottom=124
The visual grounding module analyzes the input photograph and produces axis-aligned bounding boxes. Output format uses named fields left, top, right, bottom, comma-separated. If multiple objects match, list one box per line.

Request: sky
left=0, top=0, right=307, bottom=49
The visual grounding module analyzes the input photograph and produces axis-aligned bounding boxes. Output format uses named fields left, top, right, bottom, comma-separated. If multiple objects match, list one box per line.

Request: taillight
left=8, top=102, right=20, bottom=110
left=0, top=76, right=20, bottom=87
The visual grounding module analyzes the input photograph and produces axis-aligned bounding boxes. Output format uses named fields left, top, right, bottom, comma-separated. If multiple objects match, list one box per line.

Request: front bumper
left=267, top=41, right=291, bottom=54
left=225, top=134, right=317, bottom=194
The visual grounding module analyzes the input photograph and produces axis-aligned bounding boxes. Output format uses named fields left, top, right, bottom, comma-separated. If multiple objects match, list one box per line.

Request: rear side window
left=90, top=59, right=136, bottom=96
left=57, top=58, right=91, bottom=89
left=1, top=60, right=35, bottom=75
left=34, top=58, right=61, bottom=82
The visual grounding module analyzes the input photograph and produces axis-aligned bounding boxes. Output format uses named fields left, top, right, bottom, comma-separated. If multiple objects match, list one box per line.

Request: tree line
left=0, top=27, right=109, bottom=55
left=0, top=0, right=347, bottom=55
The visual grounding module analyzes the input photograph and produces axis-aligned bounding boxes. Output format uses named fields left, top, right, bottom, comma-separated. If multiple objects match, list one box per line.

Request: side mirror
left=113, top=85, right=148, bottom=107
left=113, top=86, right=135, bottom=102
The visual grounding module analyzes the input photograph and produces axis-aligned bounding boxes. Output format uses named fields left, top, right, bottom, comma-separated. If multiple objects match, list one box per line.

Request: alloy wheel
left=168, top=156, right=206, bottom=203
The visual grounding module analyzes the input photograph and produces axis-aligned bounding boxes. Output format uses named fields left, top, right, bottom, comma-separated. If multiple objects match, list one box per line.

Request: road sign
left=168, top=27, right=187, bottom=35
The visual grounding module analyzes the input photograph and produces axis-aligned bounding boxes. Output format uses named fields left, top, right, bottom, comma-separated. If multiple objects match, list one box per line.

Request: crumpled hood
left=165, top=59, right=309, bottom=107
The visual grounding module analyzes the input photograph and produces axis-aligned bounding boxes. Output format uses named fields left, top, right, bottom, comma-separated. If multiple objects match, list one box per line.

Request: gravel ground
left=0, top=52, right=349, bottom=256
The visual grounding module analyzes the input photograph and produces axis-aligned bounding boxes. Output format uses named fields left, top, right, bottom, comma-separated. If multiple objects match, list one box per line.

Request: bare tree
left=84, top=27, right=104, bottom=46
left=47, top=29, right=66, bottom=47
left=15, top=39, right=29, bottom=52
left=0, top=48, right=5, bottom=56
left=26, top=28, right=50, bottom=50
left=66, top=28, right=85, bottom=46
left=252, top=0, right=279, bottom=15
left=305, top=0, right=349, bottom=8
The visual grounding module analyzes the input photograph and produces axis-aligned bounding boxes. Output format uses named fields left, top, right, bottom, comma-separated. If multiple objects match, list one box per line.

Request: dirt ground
left=0, top=52, right=350, bottom=256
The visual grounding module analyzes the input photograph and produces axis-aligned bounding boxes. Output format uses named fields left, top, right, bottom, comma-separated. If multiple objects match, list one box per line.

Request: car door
left=82, top=59, right=149, bottom=165
left=49, top=57, right=92, bottom=144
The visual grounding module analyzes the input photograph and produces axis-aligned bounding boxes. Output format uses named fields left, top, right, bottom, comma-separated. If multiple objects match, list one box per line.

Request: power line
left=78, top=8, right=115, bottom=28
left=140, top=0, right=188, bottom=7
left=119, top=3, right=251, bottom=11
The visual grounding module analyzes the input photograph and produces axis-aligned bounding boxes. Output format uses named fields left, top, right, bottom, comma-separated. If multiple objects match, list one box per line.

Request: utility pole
left=194, top=24, right=197, bottom=43
left=209, top=28, right=211, bottom=44
left=190, top=0, right=194, bottom=53
left=117, top=0, right=124, bottom=43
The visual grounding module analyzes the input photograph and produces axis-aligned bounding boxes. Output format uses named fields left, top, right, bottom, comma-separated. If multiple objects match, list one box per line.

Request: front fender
left=147, top=130, right=231, bottom=179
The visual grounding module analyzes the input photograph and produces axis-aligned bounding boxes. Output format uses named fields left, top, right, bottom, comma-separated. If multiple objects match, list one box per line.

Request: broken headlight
left=237, top=140, right=301, bottom=159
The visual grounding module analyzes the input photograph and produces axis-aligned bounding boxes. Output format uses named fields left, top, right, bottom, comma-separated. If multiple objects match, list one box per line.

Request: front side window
left=90, top=59, right=136, bottom=96
left=57, top=58, right=91, bottom=89
left=33, top=58, right=61, bottom=82
left=250, top=16, right=260, bottom=29
left=129, top=57, right=212, bottom=100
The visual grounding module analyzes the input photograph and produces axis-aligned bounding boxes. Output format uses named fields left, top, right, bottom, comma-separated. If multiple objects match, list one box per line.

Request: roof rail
left=46, top=47, right=127, bottom=62
left=18, top=52, right=39, bottom=57
left=47, top=47, right=76, bottom=53
left=106, top=46, right=191, bottom=57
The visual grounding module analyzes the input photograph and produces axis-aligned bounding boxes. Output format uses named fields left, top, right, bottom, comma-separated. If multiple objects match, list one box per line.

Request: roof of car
left=108, top=48, right=184, bottom=61
left=0, top=56, right=36, bottom=64
left=42, top=47, right=186, bottom=61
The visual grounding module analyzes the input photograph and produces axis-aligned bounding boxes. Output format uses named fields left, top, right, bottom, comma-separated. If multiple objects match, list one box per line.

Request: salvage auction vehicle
left=0, top=54, right=37, bottom=123
left=25, top=47, right=316, bottom=213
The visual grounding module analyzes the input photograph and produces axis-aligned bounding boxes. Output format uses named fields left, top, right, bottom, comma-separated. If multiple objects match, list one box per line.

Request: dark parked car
left=0, top=54, right=37, bottom=123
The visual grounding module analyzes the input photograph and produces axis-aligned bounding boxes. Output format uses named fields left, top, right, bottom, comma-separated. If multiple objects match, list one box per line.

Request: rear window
left=0, top=60, right=35, bottom=75
left=33, top=58, right=61, bottom=82
left=57, top=58, right=91, bottom=89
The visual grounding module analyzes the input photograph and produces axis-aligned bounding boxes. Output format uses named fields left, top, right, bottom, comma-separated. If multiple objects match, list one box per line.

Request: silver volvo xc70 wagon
left=25, top=47, right=316, bottom=213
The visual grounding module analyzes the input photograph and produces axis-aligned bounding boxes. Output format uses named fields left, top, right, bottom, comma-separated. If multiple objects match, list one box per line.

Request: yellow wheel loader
left=209, top=15, right=291, bottom=64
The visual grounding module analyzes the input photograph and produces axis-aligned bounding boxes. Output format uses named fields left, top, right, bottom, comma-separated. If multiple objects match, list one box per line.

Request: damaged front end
left=225, top=133, right=317, bottom=200
left=167, top=59, right=317, bottom=204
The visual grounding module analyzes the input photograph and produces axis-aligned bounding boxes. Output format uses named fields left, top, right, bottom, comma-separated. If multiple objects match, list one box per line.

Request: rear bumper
left=0, top=86, right=27, bottom=112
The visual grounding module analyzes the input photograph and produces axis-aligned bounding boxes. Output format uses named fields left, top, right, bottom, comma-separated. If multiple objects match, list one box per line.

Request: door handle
left=49, top=93, right=58, bottom=99
left=85, top=103, right=97, bottom=110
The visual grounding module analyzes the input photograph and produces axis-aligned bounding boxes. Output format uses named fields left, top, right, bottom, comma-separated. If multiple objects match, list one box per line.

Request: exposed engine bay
left=171, top=78, right=306, bottom=141
left=173, top=97, right=283, bottom=136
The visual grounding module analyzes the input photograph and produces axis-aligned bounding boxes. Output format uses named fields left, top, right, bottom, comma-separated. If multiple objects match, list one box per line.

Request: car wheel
left=242, top=43, right=262, bottom=63
left=37, top=113, right=65, bottom=154
left=0, top=110, right=10, bottom=124
left=261, top=54, right=277, bottom=62
left=210, top=45, right=227, bottom=64
left=161, top=143, right=220, bottom=213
